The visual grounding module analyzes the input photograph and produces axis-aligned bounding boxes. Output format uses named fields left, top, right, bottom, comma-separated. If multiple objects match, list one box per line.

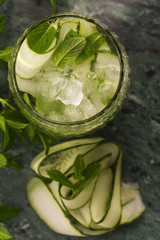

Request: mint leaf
left=0, top=46, right=13, bottom=62
left=73, top=154, right=85, bottom=180
left=52, top=36, right=86, bottom=66
left=0, top=226, right=13, bottom=240
left=64, top=29, right=80, bottom=40
left=0, top=0, right=4, bottom=6
left=5, top=119, right=28, bottom=130
left=76, top=33, right=104, bottom=64
left=27, top=22, right=56, bottom=54
left=47, top=169, right=74, bottom=188
left=50, top=0, right=56, bottom=13
left=0, top=14, right=6, bottom=37
left=0, top=205, right=20, bottom=222
left=0, top=153, right=7, bottom=168
left=75, top=161, right=101, bottom=191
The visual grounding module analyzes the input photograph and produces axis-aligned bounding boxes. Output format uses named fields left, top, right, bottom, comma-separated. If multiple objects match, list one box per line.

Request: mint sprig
left=0, top=226, right=13, bottom=240
left=47, top=154, right=101, bottom=197
left=52, top=36, right=86, bottom=66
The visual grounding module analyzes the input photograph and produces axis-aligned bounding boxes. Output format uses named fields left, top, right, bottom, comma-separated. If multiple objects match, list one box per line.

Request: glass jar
left=8, top=13, right=130, bottom=138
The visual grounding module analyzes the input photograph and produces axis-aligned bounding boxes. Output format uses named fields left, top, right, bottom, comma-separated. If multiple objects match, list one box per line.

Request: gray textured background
left=0, top=0, right=160, bottom=239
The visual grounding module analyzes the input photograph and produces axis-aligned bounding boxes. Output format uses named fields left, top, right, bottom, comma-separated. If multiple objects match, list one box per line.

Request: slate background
left=0, top=0, right=160, bottom=239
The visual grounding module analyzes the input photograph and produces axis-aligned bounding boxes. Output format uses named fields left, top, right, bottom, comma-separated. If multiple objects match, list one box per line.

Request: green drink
left=8, top=14, right=129, bottom=137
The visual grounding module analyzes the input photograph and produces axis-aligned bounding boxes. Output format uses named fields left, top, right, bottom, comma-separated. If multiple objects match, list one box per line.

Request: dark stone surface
left=0, top=0, right=160, bottom=239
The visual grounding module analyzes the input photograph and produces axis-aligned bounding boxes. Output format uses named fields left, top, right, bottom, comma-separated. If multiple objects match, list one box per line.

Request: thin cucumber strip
left=39, top=144, right=99, bottom=178
left=90, top=151, right=122, bottom=229
left=121, top=182, right=139, bottom=205
left=27, top=177, right=83, bottom=236
left=31, top=137, right=103, bottom=176
left=90, top=168, right=113, bottom=223
left=83, top=141, right=120, bottom=167
left=120, top=190, right=146, bottom=225
left=75, top=223, right=110, bottom=236
left=16, top=39, right=54, bottom=79
left=68, top=201, right=91, bottom=228
left=60, top=179, right=96, bottom=210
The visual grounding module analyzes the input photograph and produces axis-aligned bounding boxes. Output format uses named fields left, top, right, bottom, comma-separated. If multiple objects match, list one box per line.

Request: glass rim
left=8, top=13, right=130, bottom=129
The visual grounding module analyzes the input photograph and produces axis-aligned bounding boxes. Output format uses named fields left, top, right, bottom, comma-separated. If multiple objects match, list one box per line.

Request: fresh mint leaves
left=0, top=205, right=20, bottom=222
left=52, top=36, right=86, bottom=66
left=0, top=46, right=13, bottom=69
left=76, top=32, right=105, bottom=64
left=0, top=14, right=6, bottom=37
left=0, top=153, right=7, bottom=167
left=0, top=0, right=5, bottom=6
left=47, top=154, right=101, bottom=197
left=27, top=22, right=56, bottom=54
left=0, top=226, right=13, bottom=240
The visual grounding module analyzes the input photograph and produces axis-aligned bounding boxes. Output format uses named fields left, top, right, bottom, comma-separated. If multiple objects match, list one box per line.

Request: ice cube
left=65, top=104, right=84, bottom=122
left=80, top=97, right=97, bottom=119
left=37, top=69, right=67, bottom=99
left=57, top=75, right=83, bottom=106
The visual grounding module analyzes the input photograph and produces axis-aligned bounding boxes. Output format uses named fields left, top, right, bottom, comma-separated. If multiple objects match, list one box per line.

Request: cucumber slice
left=26, top=177, right=83, bottom=236
left=69, top=201, right=91, bottom=228
left=90, top=151, right=122, bottom=229
left=90, top=168, right=113, bottom=223
left=79, top=18, right=98, bottom=37
left=121, top=182, right=139, bottom=205
left=60, top=180, right=96, bottom=210
left=59, top=21, right=79, bottom=42
left=16, top=39, right=54, bottom=79
left=83, top=141, right=120, bottom=167
left=120, top=190, right=146, bottom=225
left=16, top=75, right=38, bottom=98
left=31, top=137, right=103, bottom=176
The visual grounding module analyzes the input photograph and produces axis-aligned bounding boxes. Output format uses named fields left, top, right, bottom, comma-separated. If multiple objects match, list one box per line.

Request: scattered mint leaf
left=27, top=22, right=56, bottom=54
left=50, top=0, right=56, bottom=13
left=5, top=154, right=20, bottom=171
left=0, top=225, right=13, bottom=240
left=0, top=14, right=6, bottom=37
left=0, top=0, right=5, bottom=6
left=0, top=205, right=20, bottom=222
left=76, top=33, right=105, bottom=64
left=5, top=119, right=28, bottom=130
left=0, top=153, right=7, bottom=168
left=48, top=169, right=74, bottom=188
left=0, top=46, right=13, bottom=62
left=52, top=36, right=86, bottom=66
left=73, top=154, right=85, bottom=181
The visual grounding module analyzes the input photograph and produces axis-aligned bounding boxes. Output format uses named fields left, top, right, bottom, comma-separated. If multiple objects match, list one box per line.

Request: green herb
left=0, top=0, right=5, bottom=6
left=0, top=14, right=6, bottom=37
left=76, top=33, right=105, bottom=64
left=23, top=93, right=32, bottom=108
left=0, top=46, right=13, bottom=69
left=0, top=226, right=13, bottom=240
left=64, top=29, right=80, bottom=40
left=0, top=153, right=7, bottom=168
left=47, top=154, right=101, bottom=196
left=27, top=22, right=56, bottom=54
left=0, top=205, right=20, bottom=222
left=52, top=36, right=86, bottom=66
left=50, top=0, right=56, bottom=13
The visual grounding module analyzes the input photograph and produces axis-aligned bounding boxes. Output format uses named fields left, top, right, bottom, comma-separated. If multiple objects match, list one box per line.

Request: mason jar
left=8, top=13, right=130, bottom=138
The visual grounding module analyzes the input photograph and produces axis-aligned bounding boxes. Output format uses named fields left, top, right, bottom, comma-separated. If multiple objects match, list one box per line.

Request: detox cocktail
left=8, top=14, right=129, bottom=137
